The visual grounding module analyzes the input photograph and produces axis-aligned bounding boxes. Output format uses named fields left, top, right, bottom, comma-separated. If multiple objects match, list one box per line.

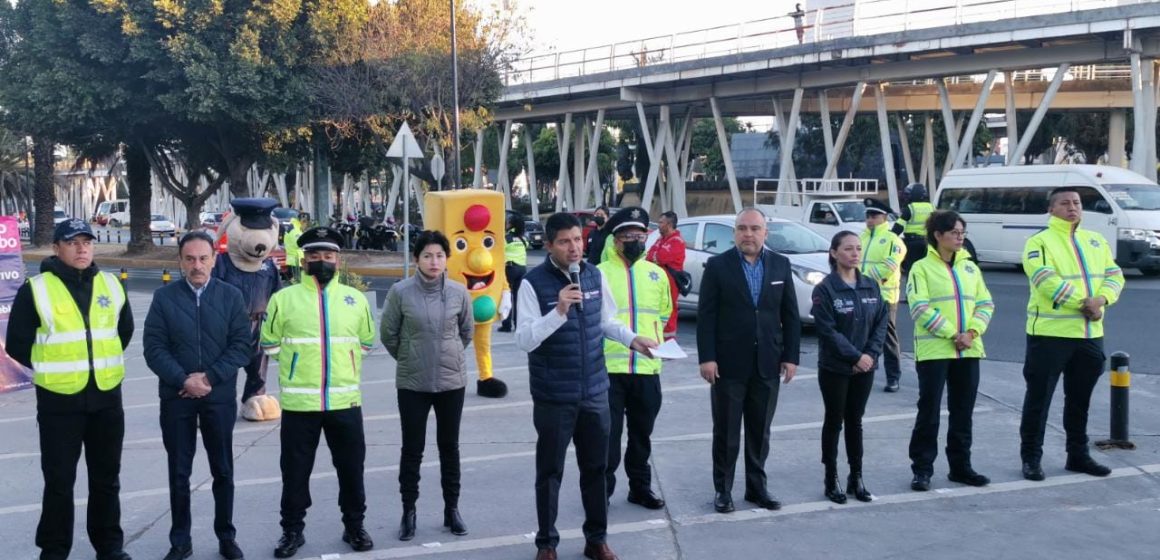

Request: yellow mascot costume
left=424, top=190, right=511, bottom=397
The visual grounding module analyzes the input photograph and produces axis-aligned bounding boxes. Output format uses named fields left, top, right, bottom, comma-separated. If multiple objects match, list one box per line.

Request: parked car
left=199, top=211, right=225, bottom=231
left=648, top=214, right=830, bottom=324
left=525, top=220, right=545, bottom=249
left=53, top=209, right=69, bottom=226
left=94, top=199, right=130, bottom=227
left=150, top=214, right=177, bottom=237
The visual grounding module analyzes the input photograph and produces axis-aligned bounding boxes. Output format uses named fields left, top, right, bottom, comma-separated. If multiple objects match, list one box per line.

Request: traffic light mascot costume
left=212, top=198, right=283, bottom=420
left=424, top=190, right=512, bottom=398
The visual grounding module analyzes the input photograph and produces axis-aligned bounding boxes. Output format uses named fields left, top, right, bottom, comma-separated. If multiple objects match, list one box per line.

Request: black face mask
left=306, top=260, right=337, bottom=284
left=622, top=240, right=645, bottom=262
left=593, top=216, right=606, bottom=226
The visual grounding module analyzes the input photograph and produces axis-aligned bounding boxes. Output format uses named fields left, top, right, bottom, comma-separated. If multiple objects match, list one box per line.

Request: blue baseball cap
left=54, top=218, right=95, bottom=243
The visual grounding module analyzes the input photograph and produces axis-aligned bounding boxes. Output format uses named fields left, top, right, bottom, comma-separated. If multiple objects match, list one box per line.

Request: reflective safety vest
left=283, top=223, right=303, bottom=267
left=597, top=256, right=671, bottom=374
left=504, top=234, right=527, bottom=266
left=29, top=271, right=126, bottom=394
left=900, top=202, right=934, bottom=236
left=906, top=247, right=994, bottom=361
left=858, top=221, right=906, bottom=303
left=260, top=277, right=376, bottom=412
left=1023, top=215, right=1124, bottom=339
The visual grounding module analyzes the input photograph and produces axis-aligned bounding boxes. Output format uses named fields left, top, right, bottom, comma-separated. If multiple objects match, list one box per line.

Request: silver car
left=649, top=215, right=830, bottom=324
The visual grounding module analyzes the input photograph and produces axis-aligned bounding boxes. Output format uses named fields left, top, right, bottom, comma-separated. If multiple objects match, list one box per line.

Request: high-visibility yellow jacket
left=598, top=256, right=671, bottom=374
left=504, top=234, right=527, bottom=266
left=261, top=276, right=376, bottom=412
left=859, top=222, right=906, bottom=304
left=1023, top=215, right=1124, bottom=339
left=898, top=202, right=934, bottom=236
left=906, top=247, right=994, bottom=361
left=283, top=222, right=303, bottom=267
left=29, top=271, right=126, bottom=394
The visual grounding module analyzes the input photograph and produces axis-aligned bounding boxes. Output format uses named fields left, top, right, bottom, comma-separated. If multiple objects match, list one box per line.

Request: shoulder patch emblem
left=879, top=238, right=887, bottom=244
left=964, top=264, right=976, bottom=274
left=648, top=270, right=660, bottom=282
left=344, top=295, right=356, bottom=306
left=1027, top=250, right=1040, bottom=259
left=1090, top=239, right=1100, bottom=248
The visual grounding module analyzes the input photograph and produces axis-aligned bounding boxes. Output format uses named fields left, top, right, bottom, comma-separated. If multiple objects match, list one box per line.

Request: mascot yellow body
left=424, top=190, right=511, bottom=398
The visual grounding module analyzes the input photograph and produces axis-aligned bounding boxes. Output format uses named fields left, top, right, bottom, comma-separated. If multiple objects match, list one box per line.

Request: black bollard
left=1096, top=351, right=1134, bottom=450
left=161, top=269, right=171, bottom=285
left=119, top=267, right=128, bottom=286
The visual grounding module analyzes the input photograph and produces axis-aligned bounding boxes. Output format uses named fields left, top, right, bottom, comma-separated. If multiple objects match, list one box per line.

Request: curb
left=19, top=252, right=406, bottom=278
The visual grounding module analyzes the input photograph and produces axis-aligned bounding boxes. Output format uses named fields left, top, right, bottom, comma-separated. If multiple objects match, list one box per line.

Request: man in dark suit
left=696, top=208, right=802, bottom=514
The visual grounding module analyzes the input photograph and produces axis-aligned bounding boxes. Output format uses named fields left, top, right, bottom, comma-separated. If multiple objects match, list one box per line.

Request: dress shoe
left=583, top=541, right=620, bottom=560
left=398, top=505, right=417, bottom=541
left=884, top=379, right=900, bottom=392
left=218, top=539, right=244, bottom=560
left=534, top=547, right=558, bottom=560
left=627, top=489, right=666, bottom=510
left=273, top=532, right=304, bottom=559
left=713, top=492, right=734, bottom=513
left=1066, top=455, right=1111, bottom=477
left=342, top=526, right=374, bottom=552
left=1022, top=461, right=1046, bottom=481
left=911, top=473, right=931, bottom=491
left=947, top=469, right=990, bottom=487
left=96, top=553, right=132, bottom=560
left=743, top=490, right=782, bottom=510
left=847, top=472, right=874, bottom=502
left=444, top=507, right=468, bottom=536
left=824, top=473, right=846, bottom=504
left=162, top=545, right=191, bottom=560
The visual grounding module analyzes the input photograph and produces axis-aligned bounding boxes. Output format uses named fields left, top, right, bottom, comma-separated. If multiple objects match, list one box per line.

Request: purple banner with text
left=0, top=215, right=32, bottom=393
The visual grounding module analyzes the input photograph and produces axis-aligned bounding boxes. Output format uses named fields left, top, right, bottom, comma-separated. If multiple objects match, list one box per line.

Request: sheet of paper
left=649, top=339, right=688, bottom=360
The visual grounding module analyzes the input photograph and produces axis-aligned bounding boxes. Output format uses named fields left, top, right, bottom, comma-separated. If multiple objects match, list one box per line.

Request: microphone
left=568, top=262, right=583, bottom=311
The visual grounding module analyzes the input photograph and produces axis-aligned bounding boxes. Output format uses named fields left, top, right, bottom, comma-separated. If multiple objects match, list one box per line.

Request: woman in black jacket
left=811, top=231, right=889, bottom=504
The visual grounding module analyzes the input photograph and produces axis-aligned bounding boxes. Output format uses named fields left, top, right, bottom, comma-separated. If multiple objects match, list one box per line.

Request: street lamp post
left=450, top=0, right=462, bottom=190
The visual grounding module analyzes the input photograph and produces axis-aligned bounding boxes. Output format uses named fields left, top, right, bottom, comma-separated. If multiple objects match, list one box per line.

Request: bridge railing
left=504, top=0, right=1149, bottom=87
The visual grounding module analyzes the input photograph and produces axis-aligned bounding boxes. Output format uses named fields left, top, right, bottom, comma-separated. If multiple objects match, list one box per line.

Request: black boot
left=824, top=471, right=846, bottom=504
left=398, top=505, right=417, bottom=541
left=847, top=472, right=874, bottom=502
left=444, top=507, right=468, bottom=536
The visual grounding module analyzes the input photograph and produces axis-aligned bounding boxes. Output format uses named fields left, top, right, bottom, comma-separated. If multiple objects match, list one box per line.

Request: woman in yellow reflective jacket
left=905, top=211, right=995, bottom=493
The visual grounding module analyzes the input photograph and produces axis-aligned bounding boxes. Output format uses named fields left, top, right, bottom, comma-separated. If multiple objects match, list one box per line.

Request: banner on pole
left=0, top=215, right=32, bottom=393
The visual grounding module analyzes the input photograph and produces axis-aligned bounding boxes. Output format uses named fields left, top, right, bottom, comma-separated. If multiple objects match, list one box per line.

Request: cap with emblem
left=54, top=218, right=95, bottom=243
left=229, top=198, right=279, bottom=230
left=298, top=226, right=345, bottom=252
left=864, top=198, right=893, bottom=216
left=606, top=206, right=650, bottom=233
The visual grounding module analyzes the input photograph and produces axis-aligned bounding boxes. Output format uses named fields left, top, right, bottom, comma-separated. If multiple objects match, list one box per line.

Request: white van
left=935, top=165, right=1160, bottom=275
left=94, top=199, right=130, bottom=227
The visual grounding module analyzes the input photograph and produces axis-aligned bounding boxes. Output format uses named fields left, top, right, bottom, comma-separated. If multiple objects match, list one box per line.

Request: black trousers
left=36, top=404, right=125, bottom=558
left=160, top=397, right=237, bottom=548
left=606, top=374, right=662, bottom=496
left=533, top=394, right=610, bottom=550
left=884, top=303, right=902, bottom=382
left=1020, top=336, right=1105, bottom=463
left=908, top=358, right=980, bottom=475
left=279, top=407, right=367, bottom=533
left=241, top=321, right=269, bottom=402
left=710, top=373, right=779, bottom=495
left=818, top=369, right=875, bottom=473
left=901, top=235, right=926, bottom=274
left=500, top=263, right=526, bottom=330
left=397, top=387, right=465, bottom=508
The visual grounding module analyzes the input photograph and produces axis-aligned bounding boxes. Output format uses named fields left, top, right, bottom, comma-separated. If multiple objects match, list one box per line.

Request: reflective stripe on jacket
left=858, top=222, right=906, bottom=303
left=906, top=247, right=994, bottom=361
left=29, top=271, right=126, bottom=394
left=1023, top=215, right=1123, bottom=339
left=598, top=256, right=671, bottom=374
left=260, top=277, right=376, bottom=412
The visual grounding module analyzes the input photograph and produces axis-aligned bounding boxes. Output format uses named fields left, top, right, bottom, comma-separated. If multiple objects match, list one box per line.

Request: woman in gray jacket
left=381, top=230, right=473, bottom=541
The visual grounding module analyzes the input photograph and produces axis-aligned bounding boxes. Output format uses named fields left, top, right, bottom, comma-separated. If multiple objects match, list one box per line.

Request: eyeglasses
left=616, top=233, right=647, bottom=242
left=943, top=229, right=968, bottom=239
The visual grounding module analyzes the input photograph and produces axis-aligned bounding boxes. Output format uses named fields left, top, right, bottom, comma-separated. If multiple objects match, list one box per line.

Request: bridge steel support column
left=555, top=114, right=573, bottom=212
left=955, top=70, right=998, bottom=169
left=1109, top=110, right=1127, bottom=168
left=710, top=97, right=743, bottom=213
left=943, top=115, right=964, bottom=177
left=823, top=82, right=866, bottom=180
left=1004, top=72, right=1020, bottom=165
left=582, top=109, right=606, bottom=210
left=524, top=125, right=540, bottom=223
left=874, top=84, right=900, bottom=212
left=641, top=106, right=671, bottom=214
left=473, top=129, right=485, bottom=188
left=895, top=114, right=915, bottom=186
left=497, top=120, right=513, bottom=209
left=936, top=80, right=959, bottom=171
left=923, top=114, right=937, bottom=187
left=574, top=119, right=587, bottom=210
left=1009, top=63, right=1069, bottom=166
left=776, top=89, right=804, bottom=206
left=1144, top=60, right=1158, bottom=182
left=819, top=90, right=835, bottom=164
